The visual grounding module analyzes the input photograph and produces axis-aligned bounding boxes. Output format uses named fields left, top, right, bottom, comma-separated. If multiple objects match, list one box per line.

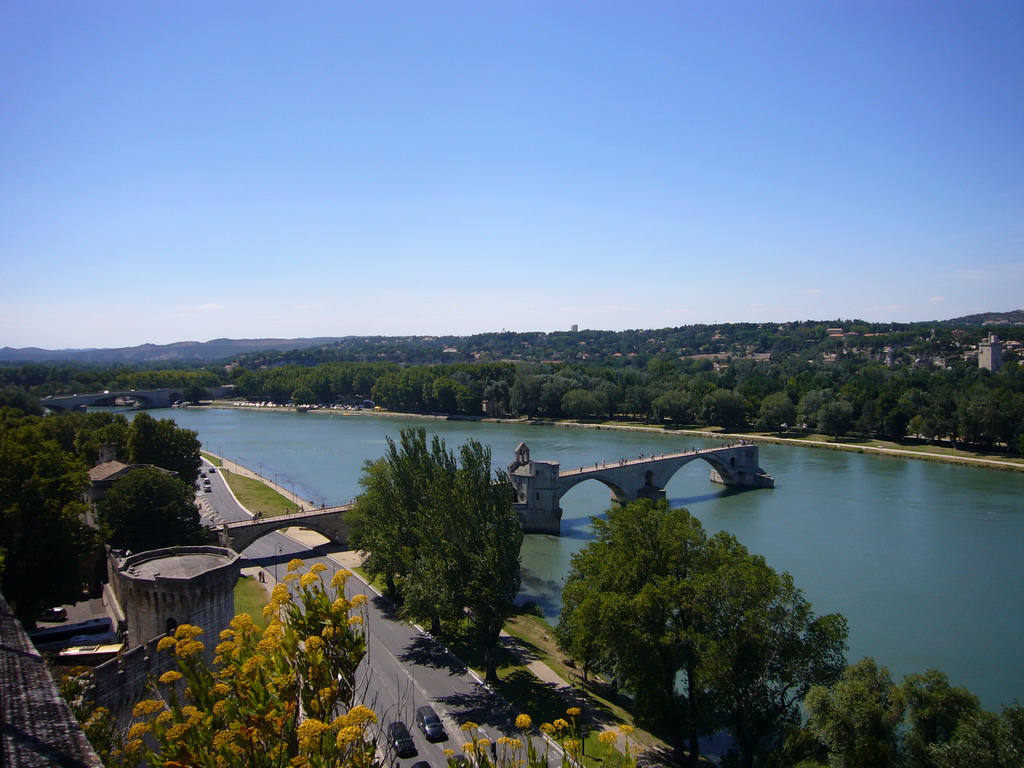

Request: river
left=154, top=407, right=1023, bottom=710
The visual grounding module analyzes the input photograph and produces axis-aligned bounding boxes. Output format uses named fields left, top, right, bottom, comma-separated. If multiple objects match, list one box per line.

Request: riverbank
left=201, top=401, right=1024, bottom=473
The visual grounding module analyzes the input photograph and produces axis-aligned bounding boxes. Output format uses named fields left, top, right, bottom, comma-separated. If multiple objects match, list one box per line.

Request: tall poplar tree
left=348, top=427, right=522, bottom=682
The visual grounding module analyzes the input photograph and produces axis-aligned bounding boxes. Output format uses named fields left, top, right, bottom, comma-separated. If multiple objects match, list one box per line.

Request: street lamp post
left=275, top=544, right=282, bottom=583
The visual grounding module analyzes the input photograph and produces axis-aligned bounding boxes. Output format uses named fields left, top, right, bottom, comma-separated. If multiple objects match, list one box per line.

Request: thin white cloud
left=929, top=296, right=945, bottom=303
left=804, top=288, right=822, bottom=295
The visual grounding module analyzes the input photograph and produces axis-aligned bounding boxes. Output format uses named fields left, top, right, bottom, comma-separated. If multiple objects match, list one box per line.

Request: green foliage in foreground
left=557, top=499, right=848, bottom=768
left=124, top=562, right=374, bottom=768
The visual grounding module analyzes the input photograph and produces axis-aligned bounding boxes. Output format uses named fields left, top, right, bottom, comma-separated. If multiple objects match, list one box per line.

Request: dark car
left=387, top=721, right=417, bottom=758
left=415, top=705, right=447, bottom=742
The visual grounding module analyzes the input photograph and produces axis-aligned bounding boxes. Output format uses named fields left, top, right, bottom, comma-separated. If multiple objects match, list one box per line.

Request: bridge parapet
left=217, top=504, right=354, bottom=552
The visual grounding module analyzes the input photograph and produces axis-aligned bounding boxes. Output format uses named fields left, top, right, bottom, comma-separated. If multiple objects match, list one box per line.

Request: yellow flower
left=552, top=718, right=569, bottom=731
left=212, top=682, right=231, bottom=698
left=306, top=635, right=324, bottom=651
left=165, top=722, right=190, bottom=740
left=515, top=714, right=531, bottom=730
left=297, top=718, right=329, bottom=753
left=619, top=724, right=634, bottom=736
left=332, top=598, right=350, bottom=612
left=566, top=707, right=581, bottom=717
left=350, top=593, right=368, bottom=606
left=299, top=572, right=318, bottom=588
left=598, top=731, right=618, bottom=746
left=461, top=721, right=479, bottom=732
left=174, top=624, right=204, bottom=640
left=287, top=558, right=305, bottom=572
left=310, top=562, right=328, bottom=574
left=156, top=710, right=173, bottom=724
left=462, top=742, right=476, bottom=754
left=477, top=738, right=491, bottom=748
left=213, top=699, right=228, bottom=716
left=331, top=569, right=352, bottom=589
left=133, top=699, right=165, bottom=718
left=335, top=724, right=365, bottom=746
left=174, top=638, right=204, bottom=658
left=159, top=670, right=183, bottom=685
left=348, top=615, right=364, bottom=625
left=539, top=723, right=555, bottom=735
left=157, top=636, right=178, bottom=652
left=128, top=722, right=151, bottom=740
left=444, top=749, right=455, bottom=757
left=346, top=705, right=377, bottom=726
left=564, top=739, right=581, bottom=756
left=213, top=729, right=237, bottom=750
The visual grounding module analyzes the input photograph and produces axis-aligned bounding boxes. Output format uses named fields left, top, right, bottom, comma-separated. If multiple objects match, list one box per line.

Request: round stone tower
left=109, top=546, right=240, bottom=649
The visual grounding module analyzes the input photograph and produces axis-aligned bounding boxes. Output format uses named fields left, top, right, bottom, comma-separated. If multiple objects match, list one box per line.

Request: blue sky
left=2, top=1, right=1022, bottom=349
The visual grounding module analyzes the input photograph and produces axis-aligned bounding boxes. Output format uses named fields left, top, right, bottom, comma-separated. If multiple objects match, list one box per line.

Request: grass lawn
left=201, top=451, right=223, bottom=467
left=221, top=470, right=297, bottom=517
left=233, top=574, right=269, bottom=630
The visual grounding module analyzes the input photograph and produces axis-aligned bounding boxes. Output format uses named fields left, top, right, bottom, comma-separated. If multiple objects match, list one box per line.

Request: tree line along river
left=152, top=406, right=1024, bottom=711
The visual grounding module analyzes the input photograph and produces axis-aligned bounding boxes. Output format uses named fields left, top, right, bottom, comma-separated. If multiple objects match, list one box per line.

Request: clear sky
left=2, top=1, right=1022, bottom=349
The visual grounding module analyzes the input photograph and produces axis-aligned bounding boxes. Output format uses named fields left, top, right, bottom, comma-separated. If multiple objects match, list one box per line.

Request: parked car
left=387, top=722, right=417, bottom=758
left=415, top=705, right=447, bottom=742
left=39, top=607, right=67, bottom=622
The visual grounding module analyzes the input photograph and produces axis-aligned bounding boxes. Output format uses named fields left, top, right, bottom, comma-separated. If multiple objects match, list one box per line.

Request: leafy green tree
left=929, top=703, right=1024, bottom=768
left=561, top=388, right=602, bottom=419
left=652, top=389, right=696, bottom=424
left=798, top=389, right=833, bottom=430
left=0, top=422, right=95, bottom=625
left=902, top=669, right=982, bottom=768
left=700, top=389, right=748, bottom=430
left=558, top=499, right=843, bottom=767
left=818, top=400, right=855, bottom=439
left=182, top=384, right=206, bottom=404
left=97, top=467, right=203, bottom=552
left=558, top=499, right=711, bottom=764
left=758, top=391, right=797, bottom=432
left=127, top=412, right=202, bottom=485
left=704, top=534, right=848, bottom=768
left=0, top=386, right=43, bottom=415
left=291, top=385, right=317, bottom=405
left=349, top=427, right=522, bottom=682
left=804, top=657, right=906, bottom=768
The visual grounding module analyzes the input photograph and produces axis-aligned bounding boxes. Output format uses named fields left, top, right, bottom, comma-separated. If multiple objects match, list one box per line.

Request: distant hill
left=3, top=310, right=1022, bottom=365
left=0, top=337, right=350, bottom=364
left=940, top=309, right=1024, bottom=326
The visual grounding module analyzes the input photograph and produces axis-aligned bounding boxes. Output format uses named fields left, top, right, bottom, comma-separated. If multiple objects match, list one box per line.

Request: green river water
left=155, top=407, right=1024, bottom=710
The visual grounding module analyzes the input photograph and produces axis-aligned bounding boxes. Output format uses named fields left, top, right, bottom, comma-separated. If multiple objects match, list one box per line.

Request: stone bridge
left=41, top=385, right=235, bottom=412
left=509, top=441, right=773, bottom=535
left=215, top=503, right=353, bottom=552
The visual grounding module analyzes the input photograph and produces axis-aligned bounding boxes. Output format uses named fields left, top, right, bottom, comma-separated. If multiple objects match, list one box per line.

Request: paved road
left=199, top=459, right=553, bottom=767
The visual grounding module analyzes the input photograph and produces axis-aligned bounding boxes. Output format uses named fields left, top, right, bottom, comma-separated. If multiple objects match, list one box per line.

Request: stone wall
left=87, top=635, right=178, bottom=723
left=0, top=593, right=102, bottom=767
